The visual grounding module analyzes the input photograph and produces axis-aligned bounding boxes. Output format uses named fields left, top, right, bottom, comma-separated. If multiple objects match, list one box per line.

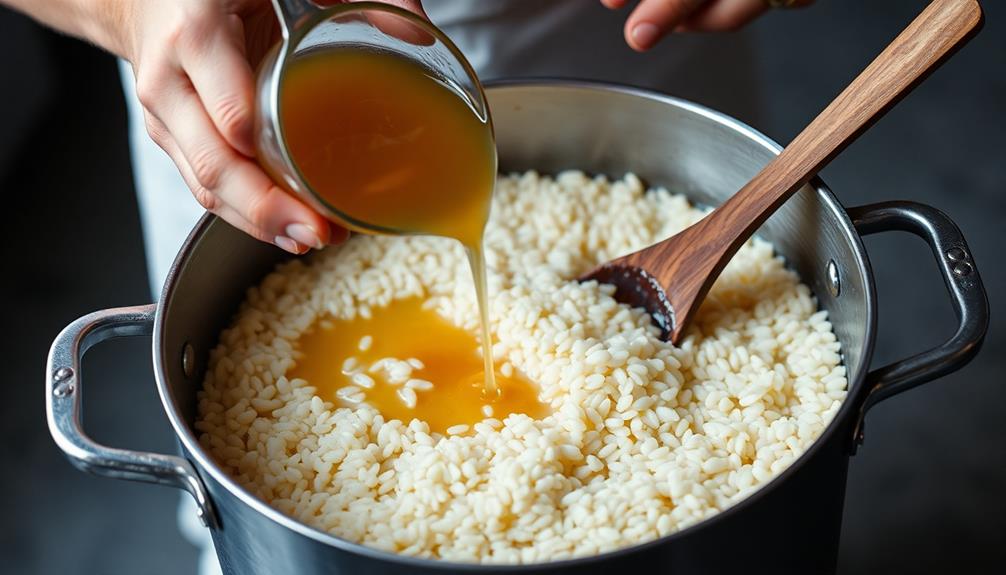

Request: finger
left=216, top=203, right=308, bottom=254
left=147, top=102, right=347, bottom=252
left=176, top=11, right=256, bottom=157
left=624, top=0, right=708, bottom=51
left=141, top=110, right=227, bottom=224
left=677, top=0, right=769, bottom=32
left=153, top=82, right=334, bottom=251
left=220, top=202, right=351, bottom=252
left=600, top=0, right=630, bottom=9
left=142, top=108, right=310, bottom=254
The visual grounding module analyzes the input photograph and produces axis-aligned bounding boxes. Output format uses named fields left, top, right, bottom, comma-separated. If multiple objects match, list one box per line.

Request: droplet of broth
left=289, top=299, right=549, bottom=434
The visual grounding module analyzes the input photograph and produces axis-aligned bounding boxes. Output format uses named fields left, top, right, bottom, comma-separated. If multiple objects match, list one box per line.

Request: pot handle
left=45, top=304, right=218, bottom=528
left=848, top=201, right=989, bottom=449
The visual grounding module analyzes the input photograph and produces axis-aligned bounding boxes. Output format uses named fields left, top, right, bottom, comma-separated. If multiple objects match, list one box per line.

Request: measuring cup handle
left=271, top=0, right=319, bottom=39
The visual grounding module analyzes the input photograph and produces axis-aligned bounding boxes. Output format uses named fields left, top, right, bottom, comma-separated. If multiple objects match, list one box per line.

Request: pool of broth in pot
left=289, top=299, right=549, bottom=433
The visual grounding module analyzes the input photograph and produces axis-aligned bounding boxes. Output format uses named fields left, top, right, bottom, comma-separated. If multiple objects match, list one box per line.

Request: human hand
left=600, top=0, right=812, bottom=52
left=120, top=0, right=427, bottom=254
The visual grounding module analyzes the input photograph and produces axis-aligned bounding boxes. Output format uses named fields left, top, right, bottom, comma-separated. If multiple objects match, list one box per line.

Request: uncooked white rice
left=195, top=171, right=847, bottom=564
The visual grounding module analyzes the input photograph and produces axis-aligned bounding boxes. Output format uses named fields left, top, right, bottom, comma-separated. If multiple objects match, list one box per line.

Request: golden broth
left=280, top=48, right=501, bottom=398
left=289, top=299, right=549, bottom=434
left=279, top=49, right=495, bottom=246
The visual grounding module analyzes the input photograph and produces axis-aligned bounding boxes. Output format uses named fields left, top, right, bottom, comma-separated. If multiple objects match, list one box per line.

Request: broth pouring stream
left=280, top=49, right=503, bottom=402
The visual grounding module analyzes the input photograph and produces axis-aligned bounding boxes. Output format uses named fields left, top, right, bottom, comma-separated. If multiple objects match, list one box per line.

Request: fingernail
left=274, top=235, right=305, bottom=255
left=285, top=223, right=324, bottom=250
left=631, top=22, right=660, bottom=50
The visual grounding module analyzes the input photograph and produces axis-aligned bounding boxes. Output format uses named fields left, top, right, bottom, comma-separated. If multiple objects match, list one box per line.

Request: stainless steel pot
left=46, top=82, right=988, bottom=574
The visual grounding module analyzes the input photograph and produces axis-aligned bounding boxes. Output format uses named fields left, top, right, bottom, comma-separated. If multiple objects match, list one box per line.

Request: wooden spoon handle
left=705, top=0, right=983, bottom=252
left=623, top=0, right=985, bottom=343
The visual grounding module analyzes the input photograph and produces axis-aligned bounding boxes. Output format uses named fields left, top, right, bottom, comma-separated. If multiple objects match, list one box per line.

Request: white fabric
left=118, top=2, right=760, bottom=573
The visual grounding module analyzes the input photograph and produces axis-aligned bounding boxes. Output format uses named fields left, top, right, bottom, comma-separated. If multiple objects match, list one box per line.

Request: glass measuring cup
left=254, top=0, right=496, bottom=237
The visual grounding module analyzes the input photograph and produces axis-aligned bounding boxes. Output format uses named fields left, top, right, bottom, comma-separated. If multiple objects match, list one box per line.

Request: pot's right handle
left=848, top=201, right=989, bottom=449
left=45, top=305, right=218, bottom=528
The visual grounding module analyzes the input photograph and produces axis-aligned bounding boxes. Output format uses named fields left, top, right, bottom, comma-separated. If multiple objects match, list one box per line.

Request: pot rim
left=153, top=79, right=877, bottom=570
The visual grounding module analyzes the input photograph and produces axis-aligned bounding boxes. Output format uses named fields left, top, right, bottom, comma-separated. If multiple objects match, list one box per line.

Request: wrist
left=75, top=0, right=134, bottom=59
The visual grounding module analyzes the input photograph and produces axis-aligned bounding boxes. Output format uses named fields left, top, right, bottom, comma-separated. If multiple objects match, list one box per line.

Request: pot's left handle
left=45, top=304, right=218, bottom=528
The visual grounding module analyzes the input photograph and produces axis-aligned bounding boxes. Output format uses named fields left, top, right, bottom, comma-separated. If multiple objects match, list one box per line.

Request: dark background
left=1, top=1, right=1002, bottom=574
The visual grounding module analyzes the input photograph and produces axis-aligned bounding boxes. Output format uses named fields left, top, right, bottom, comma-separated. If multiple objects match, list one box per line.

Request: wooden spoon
left=581, top=0, right=983, bottom=344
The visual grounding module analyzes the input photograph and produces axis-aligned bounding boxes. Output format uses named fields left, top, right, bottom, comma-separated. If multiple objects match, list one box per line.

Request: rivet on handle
left=952, top=261, right=974, bottom=277
left=946, top=246, right=969, bottom=261
left=53, top=367, right=75, bottom=397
